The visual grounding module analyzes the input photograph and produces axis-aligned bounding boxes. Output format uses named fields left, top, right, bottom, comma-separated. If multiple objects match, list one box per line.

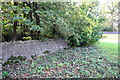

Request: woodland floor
left=1, top=39, right=69, bottom=63
left=1, top=33, right=120, bottom=79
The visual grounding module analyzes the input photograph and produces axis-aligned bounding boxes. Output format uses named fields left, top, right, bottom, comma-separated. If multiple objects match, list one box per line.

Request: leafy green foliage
left=1, top=2, right=105, bottom=46
left=64, top=2, right=105, bottom=46
left=102, top=27, right=113, bottom=31
left=2, top=45, right=119, bottom=78
left=23, top=36, right=32, bottom=40
left=43, top=50, right=50, bottom=54
left=3, top=55, right=26, bottom=66
left=2, top=71, right=9, bottom=78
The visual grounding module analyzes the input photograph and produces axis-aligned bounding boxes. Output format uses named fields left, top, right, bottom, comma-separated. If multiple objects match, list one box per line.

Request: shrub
left=23, top=36, right=32, bottom=40
left=2, top=71, right=9, bottom=78
left=102, top=27, right=113, bottom=32
left=3, top=55, right=27, bottom=66
left=67, top=26, right=103, bottom=47
left=29, top=2, right=105, bottom=47
left=2, top=2, right=105, bottom=47
left=61, top=2, right=105, bottom=47
left=31, top=2, right=105, bottom=47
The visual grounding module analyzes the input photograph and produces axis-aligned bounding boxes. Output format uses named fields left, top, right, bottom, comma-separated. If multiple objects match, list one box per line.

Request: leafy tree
left=107, top=2, right=118, bottom=28
left=1, top=2, right=105, bottom=47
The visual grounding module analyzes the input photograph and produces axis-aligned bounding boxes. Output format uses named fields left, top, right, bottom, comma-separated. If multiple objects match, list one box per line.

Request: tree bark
left=111, top=13, right=114, bottom=28
left=22, top=2, right=26, bottom=39
left=33, top=2, right=40, bottom=39
left=0, top=4, right=2, bottom=42
left=27, top=2, right=34, bottom=39
left=118, top=2, right=120, bottom=31
left=13, top=2, right=18, bottom=41
left=33, top=2, right=40, bottom=25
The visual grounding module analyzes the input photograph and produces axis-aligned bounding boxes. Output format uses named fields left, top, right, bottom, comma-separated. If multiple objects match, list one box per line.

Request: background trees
left=1, top=2, right=105, bottom=46
left=107, top=2, right=118, bottom=28
left=100, top=1, right=119, bottom=31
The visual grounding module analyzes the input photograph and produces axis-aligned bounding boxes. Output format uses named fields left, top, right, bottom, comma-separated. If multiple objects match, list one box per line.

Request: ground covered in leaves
left=2, top=45, right=119, bottom=78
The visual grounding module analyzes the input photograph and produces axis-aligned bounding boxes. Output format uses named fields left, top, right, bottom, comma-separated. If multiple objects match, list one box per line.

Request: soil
left=1, top=39, right=69, bottom=63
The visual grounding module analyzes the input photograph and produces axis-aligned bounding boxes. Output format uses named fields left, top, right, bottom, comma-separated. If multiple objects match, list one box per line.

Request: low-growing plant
left=23, top=36, right=32, bottom=40
left=58, top=63, right=64, bottom=67
left=43, top=50, right=50, bottom=54
left=3, top=55, right=26, bottom=66
left=2, top=71, right=9, bottom=78
left=31, top=54, right=39, bottom=60
left=102, top=27, right=113, bottom=32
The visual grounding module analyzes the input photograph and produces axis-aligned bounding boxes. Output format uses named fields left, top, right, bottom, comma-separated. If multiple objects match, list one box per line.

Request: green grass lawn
left=96, top=41, right=118, bottom=62
left=2, top=34, right=119, bottom=78
left=97, top=34, right=119, bottom=62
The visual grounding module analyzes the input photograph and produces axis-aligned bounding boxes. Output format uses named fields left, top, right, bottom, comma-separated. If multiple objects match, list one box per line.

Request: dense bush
left=3, top=56, right=27, bottom=66
left=1, top=2, right=105, bottom=46
left=102, top=27, right=113, bottom=32
left=51, top=2, right=105, bottom=46
left=29, top=2, right=105, bottom=46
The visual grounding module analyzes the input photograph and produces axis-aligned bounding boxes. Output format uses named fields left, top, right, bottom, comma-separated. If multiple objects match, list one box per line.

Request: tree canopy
left=1, top=2, right=105, bottom=46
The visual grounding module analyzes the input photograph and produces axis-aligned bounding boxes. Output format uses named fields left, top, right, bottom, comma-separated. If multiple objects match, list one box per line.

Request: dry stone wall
left=1, top=39, right=69, bottom=62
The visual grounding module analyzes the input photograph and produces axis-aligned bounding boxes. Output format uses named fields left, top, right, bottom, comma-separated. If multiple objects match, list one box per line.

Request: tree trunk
left=33, top=2, right=40, bottom=39
left=111, top=13, right=114, bottom=29
left=27, top=2, right=34, bottom=39
left=0, top=25, right=2, bottom=42
left=13, top=2, right=18, bottom=41
left=118, top=2, right=120, bottom=31
left=22, top=2, right=26, bottom=39
left=0, top=4, right=2, bottom=42
left=33, top=2, right=40, bottom=25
